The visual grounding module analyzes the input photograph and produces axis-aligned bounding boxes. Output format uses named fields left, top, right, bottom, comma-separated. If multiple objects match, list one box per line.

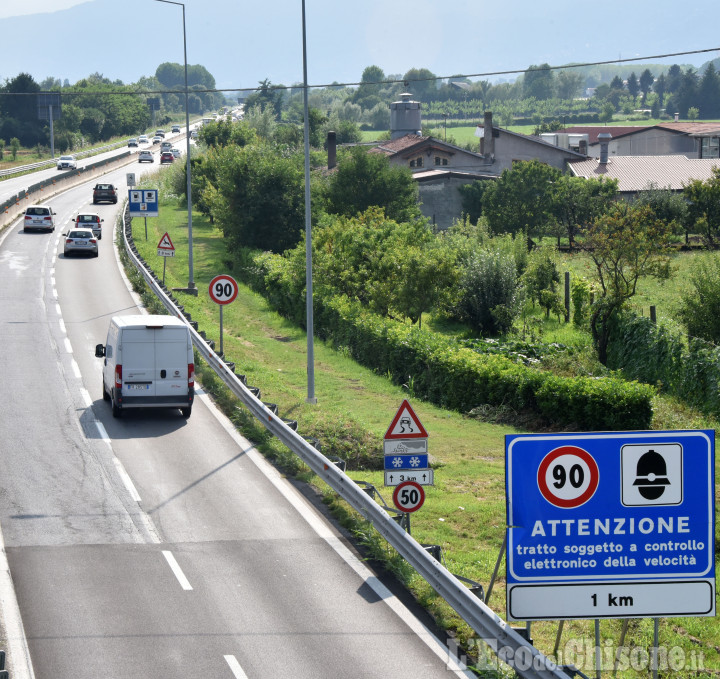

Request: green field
left=125, top=185, right=720, bottom=677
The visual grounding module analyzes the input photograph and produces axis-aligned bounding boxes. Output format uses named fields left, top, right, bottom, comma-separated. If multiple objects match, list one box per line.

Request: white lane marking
left=79, top=387, right=91, bottom=407
left=63, top=337, right=72, bottom=354
left=196, top=391, right=474, bottom=677
left=162, top=550, right=193, bottom=590
left=224, top=655, right=249, bottom=679
left=71, top=360, right=82, bottom=380
left=57, top=310, right=64, bottom=328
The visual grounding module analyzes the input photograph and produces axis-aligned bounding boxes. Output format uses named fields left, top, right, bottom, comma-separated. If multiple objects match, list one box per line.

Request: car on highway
left=128, top=138, right=138, bottom=147
left=160, top=151, right=174, bottom=164
left=74, top=213, right=104, bottom=239
left=151, top=136, right=162, bottom=144
left=23, top=204, right=56, bottom=233
left=56, top=155, right=77, bottom=170
left=155, top=129, right=166, bottom=138
left=138, top=135, right=149, bottom=144
left=63, top=228, right=98, bottom=257
left=171, top=125, right=180, bottom=133
left=138, top=150, right=154, bottom=163
left=171, top=148, right=181, bottom=158
left=92, top=183, right=118, bottom=204
left=160, top=141, right=172, bottom=153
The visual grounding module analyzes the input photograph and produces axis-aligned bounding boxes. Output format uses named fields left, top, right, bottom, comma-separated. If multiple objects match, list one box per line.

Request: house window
left=434, top=156, right=449, bottom=166
left=701, top=137, right=719, bottom=158
left=410, top=159, right=416, bottom=167
left=416, top=156, right=423, bottom=168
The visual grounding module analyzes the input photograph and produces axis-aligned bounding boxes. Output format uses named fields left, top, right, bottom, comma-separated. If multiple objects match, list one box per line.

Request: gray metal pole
left=154, top=0, right=195, bottom=294
left=49, top=105, right=55, bottom=158
left=301, top=0, right=316, bottom=404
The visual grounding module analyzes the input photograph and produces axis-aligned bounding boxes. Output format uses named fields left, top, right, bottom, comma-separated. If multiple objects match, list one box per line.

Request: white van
left=95, top=315, right=194, bottom=418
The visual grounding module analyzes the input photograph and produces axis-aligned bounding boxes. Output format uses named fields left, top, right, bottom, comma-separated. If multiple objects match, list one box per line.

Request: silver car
left=63, top=228, right=98, bottom=257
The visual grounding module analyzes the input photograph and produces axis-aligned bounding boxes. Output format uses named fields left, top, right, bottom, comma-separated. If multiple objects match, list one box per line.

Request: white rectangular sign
left=384, top=438, right=428, bottom=455
left=508, top=581, right=714, bottom=620
left=384, top=469, right=433, bottom=486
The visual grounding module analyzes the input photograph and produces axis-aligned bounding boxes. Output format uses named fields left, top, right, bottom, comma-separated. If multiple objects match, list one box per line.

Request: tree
left=480, top=160, right=562, bottom=238
left=639, top=69, right=654, bottom=105
left=353, top=65, right=386, bottom=109
left=684, top=167, right=720, bottom=245
left=556, top=71, right=584, bottom=100
left=698, top=63, right=720, bottom=119
left=676, top=68, right=699, bottom=117
left=9, top=137, right=20, bottom=160
left=320, top=146, right=421, bottom=223
left=634, top=183, right=689, bottom=241
left=653, top=73, right=667, bottom=108
left=626, top=72, right=640, bottom=101
left=549, top=175, right=618, bottom=248
left=523, top=64, right=555, bottom=100
left=244, top=79, right=285, bottom=117
left=676, top=254, right=720, bottom=343
left=211, top=143, right=305, bottom=253
left=610, top=75, right=625, bottom=91
left=584, top=204, right=673, bottom=364
left=402, top=68, right=437, bottom=101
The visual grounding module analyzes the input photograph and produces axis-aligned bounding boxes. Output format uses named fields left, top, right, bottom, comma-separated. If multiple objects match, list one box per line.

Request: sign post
left=505, top=430, right=715, bottom=621
left=208, top=274, right=238, bottom=356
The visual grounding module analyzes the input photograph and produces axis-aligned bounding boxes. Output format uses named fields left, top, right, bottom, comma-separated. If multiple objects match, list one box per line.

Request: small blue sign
left=505, top=430, right=715, bottom=620
left=128, top=189, right=159, bottom=217
left=384, top=454, right=429, bottom=470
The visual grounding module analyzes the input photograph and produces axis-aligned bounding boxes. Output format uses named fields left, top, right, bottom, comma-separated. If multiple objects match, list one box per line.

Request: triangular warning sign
left=157, top=232, right=175, bottom=250
left=384, top=399, right=428, bottom=439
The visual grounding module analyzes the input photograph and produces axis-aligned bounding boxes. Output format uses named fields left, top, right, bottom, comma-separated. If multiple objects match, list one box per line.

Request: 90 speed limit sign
left=392, top=480, right=425, bottom=513
left=208, top=274, right=238, bottom=305
left=537, top=445, right=599, bottom=508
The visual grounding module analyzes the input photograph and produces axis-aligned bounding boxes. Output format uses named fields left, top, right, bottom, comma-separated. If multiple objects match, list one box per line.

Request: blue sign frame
left=128, top=189, right=158, bottom=217
left=505, top=430, right=715, bottom=620
left=384, top=454, right=429, bottom=470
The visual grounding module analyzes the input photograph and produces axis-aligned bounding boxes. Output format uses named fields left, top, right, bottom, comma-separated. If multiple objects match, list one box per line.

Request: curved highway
left=0, top=160, right=470, bottom=678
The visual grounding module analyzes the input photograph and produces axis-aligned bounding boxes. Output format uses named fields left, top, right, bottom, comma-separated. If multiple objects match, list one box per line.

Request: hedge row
left=607, top=313, right=720, bottom=418
left=238, top=250, right=654, bottom=431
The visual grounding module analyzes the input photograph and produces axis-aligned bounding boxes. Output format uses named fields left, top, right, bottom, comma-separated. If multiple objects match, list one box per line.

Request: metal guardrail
left=120, top=205, right=570, bottom=679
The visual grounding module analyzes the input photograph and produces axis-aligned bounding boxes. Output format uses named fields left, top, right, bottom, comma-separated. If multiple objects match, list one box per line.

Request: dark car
left=92, top=183, right=118, bottom=204
left=171, top=125, right=180, bottom=133
left=160, top=151, right=174, bottom=164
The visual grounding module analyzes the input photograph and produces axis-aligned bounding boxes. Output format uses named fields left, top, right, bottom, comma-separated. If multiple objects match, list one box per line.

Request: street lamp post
left=154, top=0, right=196, bottom=294
left=301, top=0, right=316, bottom=403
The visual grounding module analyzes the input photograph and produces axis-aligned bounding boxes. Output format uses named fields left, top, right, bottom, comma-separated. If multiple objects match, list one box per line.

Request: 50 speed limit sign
left=208, top=274, right=238, bottom=305
left=392, top=480, right=425, bottom=513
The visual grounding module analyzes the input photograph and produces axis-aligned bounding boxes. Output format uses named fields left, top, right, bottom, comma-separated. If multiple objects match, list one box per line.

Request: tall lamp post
left=301, top=0, right=316, bottom=403
left=154, top=0, right=196, bottom=294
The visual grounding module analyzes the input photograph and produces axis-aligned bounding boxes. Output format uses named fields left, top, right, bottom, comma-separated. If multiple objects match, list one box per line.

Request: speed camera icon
left=621, top=443, right=682, bottom=506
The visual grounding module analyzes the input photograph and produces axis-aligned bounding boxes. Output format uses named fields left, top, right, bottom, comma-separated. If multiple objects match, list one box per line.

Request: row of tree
left=0, top=63, right=226, bottom=151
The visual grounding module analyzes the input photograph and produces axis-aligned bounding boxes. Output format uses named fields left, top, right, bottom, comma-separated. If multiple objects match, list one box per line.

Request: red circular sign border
left=392, top=480, right=425, bottom=513
left=537, top=445, right=599, bottom=508
left=208, top=274, right=238, bottom=305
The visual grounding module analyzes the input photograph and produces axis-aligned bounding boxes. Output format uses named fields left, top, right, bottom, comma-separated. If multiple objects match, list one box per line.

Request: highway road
left=0, top=159, right=471, bottom=678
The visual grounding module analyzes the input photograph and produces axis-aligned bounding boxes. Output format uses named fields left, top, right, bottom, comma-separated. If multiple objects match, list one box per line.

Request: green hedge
left=238, top=249, right=654, bottom=430
left=607, top=313, right=720, bottom=418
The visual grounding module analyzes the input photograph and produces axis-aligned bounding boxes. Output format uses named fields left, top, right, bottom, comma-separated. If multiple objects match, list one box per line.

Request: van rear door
left=121, top=328, right=156, bottom=397
left=154, top=327, right=191, bottom=400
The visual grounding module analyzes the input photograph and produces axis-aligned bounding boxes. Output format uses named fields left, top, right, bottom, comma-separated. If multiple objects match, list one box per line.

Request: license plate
left=126, top=384, right=149, bottom=390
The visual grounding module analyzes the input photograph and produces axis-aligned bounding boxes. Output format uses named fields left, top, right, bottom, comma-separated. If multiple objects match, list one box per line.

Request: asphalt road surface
left=0, top=162, right=471, bottom=678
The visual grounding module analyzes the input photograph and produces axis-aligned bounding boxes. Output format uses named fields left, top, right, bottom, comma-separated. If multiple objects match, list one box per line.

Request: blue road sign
left=128, top=189, right=159, bottom=217
left=505, top=430, right=715, bottom=620
left=384, top=454, right=429, bottom=470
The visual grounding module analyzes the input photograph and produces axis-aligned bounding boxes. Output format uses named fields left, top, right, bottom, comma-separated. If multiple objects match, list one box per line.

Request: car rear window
left=69, top=230, right=92, bottom=238
left=27, top=207, right=50, bottom=216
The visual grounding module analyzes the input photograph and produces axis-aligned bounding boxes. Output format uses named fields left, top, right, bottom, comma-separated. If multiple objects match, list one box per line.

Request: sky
left=1, top=0, right=719, bottom=92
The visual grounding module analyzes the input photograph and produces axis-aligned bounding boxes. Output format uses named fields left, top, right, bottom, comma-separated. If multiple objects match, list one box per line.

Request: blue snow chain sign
left=505, top=430, right=715, bottom=621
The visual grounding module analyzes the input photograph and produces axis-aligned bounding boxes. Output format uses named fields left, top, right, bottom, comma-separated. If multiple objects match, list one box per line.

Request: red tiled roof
left=370, top=135, right=429, bottom=156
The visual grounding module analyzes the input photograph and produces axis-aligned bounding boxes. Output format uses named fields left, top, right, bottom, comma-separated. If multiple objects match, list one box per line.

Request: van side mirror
left=95, top=344, right=106, bottom=358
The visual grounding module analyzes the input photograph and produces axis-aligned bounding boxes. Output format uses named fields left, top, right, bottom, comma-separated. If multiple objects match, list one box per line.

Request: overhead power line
left=4, top=46, right=719, bottom=97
